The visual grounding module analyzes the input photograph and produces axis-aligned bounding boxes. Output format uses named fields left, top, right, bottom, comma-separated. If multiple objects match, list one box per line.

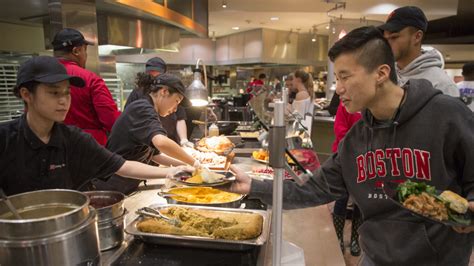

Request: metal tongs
left=136, top=207, right=181, bottom=227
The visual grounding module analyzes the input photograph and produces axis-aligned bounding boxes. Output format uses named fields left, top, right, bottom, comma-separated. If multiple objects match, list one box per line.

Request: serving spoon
left=136, top=207, right=181, bottom=227
left=0, top=188, right=22, bottom=219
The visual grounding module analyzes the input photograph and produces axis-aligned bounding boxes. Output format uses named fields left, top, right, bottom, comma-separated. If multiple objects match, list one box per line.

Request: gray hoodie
left=250, top=79, right=474, bottom=265
left=397, top=49, right=460, bottom=97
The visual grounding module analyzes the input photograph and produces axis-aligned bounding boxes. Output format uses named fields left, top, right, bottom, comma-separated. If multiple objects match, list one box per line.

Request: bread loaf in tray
left=137, top=206, right=263, bottom=240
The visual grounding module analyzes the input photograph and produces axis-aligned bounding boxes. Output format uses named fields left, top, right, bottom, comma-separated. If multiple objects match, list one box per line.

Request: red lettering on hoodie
left=356, top=155, right=366, bottom=183
left=356, top=148, right=431, bottom=184
left=402, top=148, right=414, bottom=177
left=366, top=151, right=376, bottom=180
left=375, top=149, right=387, bottom=177
left=414, top=149, right=431, bottom=180
left=385, top=148, right=401, bottom=176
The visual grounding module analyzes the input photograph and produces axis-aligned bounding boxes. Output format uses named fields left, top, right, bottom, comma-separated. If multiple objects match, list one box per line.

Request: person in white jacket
left=380, top=6, right=459, bottom=97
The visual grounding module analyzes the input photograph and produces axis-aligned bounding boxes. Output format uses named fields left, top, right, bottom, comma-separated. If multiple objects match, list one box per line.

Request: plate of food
left=172, top=168, right=235, bottom=187
left=182, top=147, right=232, bottom=170
left=383, top=180, right=472, bottom=226
left=251, top=149, right=269, bottom=164
left=246, top=168, right=296, bottom=180
left=251, top=149, right=296, bottom=165
left=196, top=136, right=235, bottom=155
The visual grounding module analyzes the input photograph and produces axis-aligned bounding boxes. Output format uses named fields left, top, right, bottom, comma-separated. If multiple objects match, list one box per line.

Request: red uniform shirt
left=332, top=102, right=362, bottom=153
left=59, top=59, right=121, bottom=145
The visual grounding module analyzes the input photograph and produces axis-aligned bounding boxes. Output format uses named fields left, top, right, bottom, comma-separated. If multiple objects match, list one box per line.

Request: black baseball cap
left=52, top=28, right=94, bottom=51
left=146, top=57, right=167, bottom=73
left=14, top=56, right=85, bottom=95
left=154, top=73, right=190, bottom=106
left=379, top=6, right=428, bottom=33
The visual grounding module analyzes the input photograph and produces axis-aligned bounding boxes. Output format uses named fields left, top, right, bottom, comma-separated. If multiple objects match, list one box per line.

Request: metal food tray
left=125, top=204, right=270, bottom=251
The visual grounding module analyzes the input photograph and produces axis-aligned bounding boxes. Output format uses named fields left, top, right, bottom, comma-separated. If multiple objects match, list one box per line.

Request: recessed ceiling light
left=232, top=26, right=239, bottom=30
left=311, top=38, right=317, bottom=42
left=222, top=1, right=227, bottom=8
left=270, top=17, right=279, bottom=21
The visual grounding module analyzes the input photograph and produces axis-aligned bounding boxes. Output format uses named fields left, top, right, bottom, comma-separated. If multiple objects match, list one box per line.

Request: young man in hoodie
left=380, top=6, right=460, bottom=97
left=228, top=26, right=474, bottom=266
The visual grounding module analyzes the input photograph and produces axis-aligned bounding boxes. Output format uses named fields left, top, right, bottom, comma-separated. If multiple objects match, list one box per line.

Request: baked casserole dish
left=137, top=206, right=263, bottom=240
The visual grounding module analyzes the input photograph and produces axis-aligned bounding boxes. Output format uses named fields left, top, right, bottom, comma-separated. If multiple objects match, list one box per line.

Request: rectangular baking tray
left=125, top=204, right=270, bottom=251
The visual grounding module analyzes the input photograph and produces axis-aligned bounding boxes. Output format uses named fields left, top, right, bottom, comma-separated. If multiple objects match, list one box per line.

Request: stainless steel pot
left=83, top=191, right=126, bottom=251
left=0, top=189, right=90, bottom=239
left=0, top=190, right=100, bottom=266
left=97, top=211, right=126, bottom=251
left=83, top=191, right=124, bottom=221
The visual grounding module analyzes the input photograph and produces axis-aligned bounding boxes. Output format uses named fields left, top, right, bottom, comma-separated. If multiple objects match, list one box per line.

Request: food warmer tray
left=125, top=204, right=270, bottom=251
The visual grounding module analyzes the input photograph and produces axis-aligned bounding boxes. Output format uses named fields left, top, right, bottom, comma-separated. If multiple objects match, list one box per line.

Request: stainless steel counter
left=314, top=116, right=335, bottom=123
left=101, top=157, right=345, bottom=266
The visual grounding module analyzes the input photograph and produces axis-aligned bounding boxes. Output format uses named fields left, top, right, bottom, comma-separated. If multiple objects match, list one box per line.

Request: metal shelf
left=0, top=63, right=23, bottom=122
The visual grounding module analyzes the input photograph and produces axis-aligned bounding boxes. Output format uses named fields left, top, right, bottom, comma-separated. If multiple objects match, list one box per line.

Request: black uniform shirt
left=159, top=106, right=187, bottom=144
left=124, top=89, right=143, bottom=110
left=106, top=97, right=167, bottom=163
left=0, top=115, right=126, bottom=196
left=96, top=97, right=167, bottom=194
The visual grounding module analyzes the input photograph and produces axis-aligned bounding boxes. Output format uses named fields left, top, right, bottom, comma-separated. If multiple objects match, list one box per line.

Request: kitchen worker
left=0, top=56, right=192, bottom=196
left=228, top=26, right=474, bottom=265
left=52, top=28, right=121, bottom=145
left=125, top=57, right=193, bottom=148
left=380, top=6, right=460, bottom=97
left=93, top=73, right=199, bottom=195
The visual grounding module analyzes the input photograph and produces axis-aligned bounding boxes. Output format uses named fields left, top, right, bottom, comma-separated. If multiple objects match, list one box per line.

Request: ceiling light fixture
left=232, top=26, right=239, bottom=30
left=222, top=1, right=227, bottom=8
left=311, top=25, right=318, bottom=42
left=338, top=29, right=347, bottom=40
left=270, top=17, right=279, bottom=21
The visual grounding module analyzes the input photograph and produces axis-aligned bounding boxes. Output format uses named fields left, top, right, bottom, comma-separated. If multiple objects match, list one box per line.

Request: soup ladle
left=0, top=188, right=22, bottom=219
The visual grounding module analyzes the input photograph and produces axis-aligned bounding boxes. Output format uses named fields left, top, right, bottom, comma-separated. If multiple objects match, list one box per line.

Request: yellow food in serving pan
left=167, top=187, right=242, bottom=204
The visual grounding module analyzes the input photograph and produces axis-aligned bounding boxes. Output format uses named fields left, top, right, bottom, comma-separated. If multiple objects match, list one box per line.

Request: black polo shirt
left=124, top=89, right=143, bottom=110
left=159, top=106, right=187, bottom=144
left=0, top=115, right=126, bottom=196
left=95, top=97, right=167, bottom=194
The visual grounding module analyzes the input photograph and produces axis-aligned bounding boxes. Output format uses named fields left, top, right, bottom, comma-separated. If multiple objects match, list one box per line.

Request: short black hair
left=328, top=26, right=398, bottom=84
left=462, top=62, right=474, bottom=80
left=12, top=81, right=40, bottom=98
left=258, top=73, right=266, bottom=79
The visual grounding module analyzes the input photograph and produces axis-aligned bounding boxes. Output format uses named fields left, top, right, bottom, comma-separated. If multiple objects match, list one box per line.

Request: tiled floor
left=282, top=205, right=346, bottom=266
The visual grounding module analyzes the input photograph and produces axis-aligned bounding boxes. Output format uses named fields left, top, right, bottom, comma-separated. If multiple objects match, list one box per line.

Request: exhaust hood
left=424, top=0, right=474, bottom=44
left=96, top=13, right=180, bottom=53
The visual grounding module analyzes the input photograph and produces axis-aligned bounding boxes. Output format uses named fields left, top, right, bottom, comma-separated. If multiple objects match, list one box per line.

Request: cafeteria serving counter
left=101, top=157, right=345, bottom=266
